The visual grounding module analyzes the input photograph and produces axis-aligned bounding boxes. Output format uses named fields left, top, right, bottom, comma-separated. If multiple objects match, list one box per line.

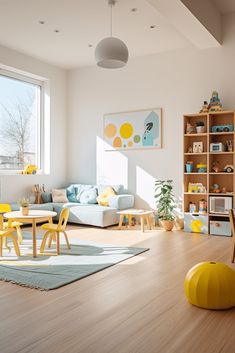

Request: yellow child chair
left=40, top=208, right=70, bottom=255
left=0, top=204, right=23, bottom=244
left=0, top=228, right=20, bottom=257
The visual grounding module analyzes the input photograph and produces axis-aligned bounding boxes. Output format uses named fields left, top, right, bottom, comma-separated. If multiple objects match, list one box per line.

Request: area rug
left=0, top=232, right=148, bottom=290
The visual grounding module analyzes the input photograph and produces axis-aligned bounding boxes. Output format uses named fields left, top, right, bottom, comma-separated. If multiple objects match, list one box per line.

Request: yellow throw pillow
left=97, top=186, right=116, bottom=206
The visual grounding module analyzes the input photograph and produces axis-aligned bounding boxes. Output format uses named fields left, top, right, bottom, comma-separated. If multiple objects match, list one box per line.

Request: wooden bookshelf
left=183, top=110, right=235, bottom=235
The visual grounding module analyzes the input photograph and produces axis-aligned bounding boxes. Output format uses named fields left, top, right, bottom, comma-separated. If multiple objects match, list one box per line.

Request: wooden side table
left=117, top=209, right=153, bottom=232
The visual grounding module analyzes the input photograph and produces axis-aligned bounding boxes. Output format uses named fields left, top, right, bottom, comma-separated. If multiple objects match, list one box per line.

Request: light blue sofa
left=11, top=184, right=134, bottom=228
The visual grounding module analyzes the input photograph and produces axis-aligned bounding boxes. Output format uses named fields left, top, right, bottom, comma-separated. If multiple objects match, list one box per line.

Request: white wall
left=0, top=45, right=67, bottom=202
left=67, top=13, right=235, bottom=209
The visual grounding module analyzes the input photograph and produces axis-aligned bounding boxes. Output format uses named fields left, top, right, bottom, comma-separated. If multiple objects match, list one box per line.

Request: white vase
left=196, top=126, right=205, bottom=133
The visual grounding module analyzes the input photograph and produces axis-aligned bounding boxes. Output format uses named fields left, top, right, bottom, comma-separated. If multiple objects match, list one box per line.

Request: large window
left=0, top=71, right=43, bottom=171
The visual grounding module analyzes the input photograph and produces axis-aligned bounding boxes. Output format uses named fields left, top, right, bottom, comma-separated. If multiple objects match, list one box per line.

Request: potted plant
left=196, top=121, right=205, bottom=133
left=19, top=198, right=30, bottom=216
left=155, top=180, right=176, bottom=231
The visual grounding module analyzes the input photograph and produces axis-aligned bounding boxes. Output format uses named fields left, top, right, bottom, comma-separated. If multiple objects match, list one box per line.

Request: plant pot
left=20, top=206, right=29, bottom=216
left=196, top=126, right=205, bottom=133
left=161, top=220, right=174, bottom=231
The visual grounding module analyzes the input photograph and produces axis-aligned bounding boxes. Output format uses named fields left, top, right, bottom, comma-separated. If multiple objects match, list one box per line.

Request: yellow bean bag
left=97, top=187, right=116, bottom=206
left=184, top=262, right=235, bottom=310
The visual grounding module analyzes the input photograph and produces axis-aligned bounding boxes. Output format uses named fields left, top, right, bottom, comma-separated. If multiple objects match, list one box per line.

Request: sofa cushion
left=97, top=186, right=116, bottom=206
left=41, top=192, right=52, bottom=203
left=66, top=185, right=77, bottom=202
left=52, top=189, right=68, bottom=203
left=97, top=184, right=124, bottom=195
left=68, top=204, right=119, bottom=227
left=80, top=188, right=97, bottom=204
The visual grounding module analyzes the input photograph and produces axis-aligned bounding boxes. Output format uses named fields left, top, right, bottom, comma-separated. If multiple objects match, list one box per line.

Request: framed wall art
left=103, top=108, right=162, bottom=151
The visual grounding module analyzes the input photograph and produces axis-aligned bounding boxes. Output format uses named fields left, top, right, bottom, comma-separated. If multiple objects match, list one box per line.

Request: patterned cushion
left=80, top=188, right=98, bottom=204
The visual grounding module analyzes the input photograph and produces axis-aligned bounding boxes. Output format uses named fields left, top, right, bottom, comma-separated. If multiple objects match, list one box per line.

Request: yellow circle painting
left=104, top=123, right=117, bottom=138
left=113, top=136, right=122, bottom=148
left=120, top=123, right=133, bottom=139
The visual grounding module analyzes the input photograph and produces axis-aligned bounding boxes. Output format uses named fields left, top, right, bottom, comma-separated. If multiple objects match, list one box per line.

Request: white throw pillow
left=52, top=189, right=68, bottom=203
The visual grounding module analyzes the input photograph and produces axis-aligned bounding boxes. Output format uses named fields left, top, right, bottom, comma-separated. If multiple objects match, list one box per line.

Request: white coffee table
left=117, top=209, right=153, bottom=232
left=4, top=210, right=57, bottom=258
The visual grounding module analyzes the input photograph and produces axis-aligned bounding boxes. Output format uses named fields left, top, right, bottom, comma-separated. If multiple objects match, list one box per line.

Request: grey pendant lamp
left=95, top=0, right=129, bottom=69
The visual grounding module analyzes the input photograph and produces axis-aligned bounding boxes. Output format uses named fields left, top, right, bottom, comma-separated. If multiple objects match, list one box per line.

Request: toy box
left=184, top=213, right=208, bottom=234
left=210, top=220, right=231, bottom=237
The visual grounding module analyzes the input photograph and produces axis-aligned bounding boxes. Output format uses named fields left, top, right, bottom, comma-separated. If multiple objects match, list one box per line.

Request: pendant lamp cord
left=110, top=2, right=113, bottom=37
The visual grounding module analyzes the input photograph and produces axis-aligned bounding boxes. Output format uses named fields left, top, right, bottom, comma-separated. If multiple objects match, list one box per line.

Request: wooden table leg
left=140, top=216, right=145, bottom=233
left=118, top=215, right=124, bottom=230
left=128, top=215, right=132, bottom=228
left=146, top=215, right=151, bottom=230
left=32, top=220, right=37, bottom=258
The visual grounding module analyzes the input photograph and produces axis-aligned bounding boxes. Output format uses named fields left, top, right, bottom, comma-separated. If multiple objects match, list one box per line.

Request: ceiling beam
left=147, top=0, right=222, bottom=49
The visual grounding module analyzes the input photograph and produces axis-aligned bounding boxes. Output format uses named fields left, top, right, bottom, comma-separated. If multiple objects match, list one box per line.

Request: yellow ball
left=184, top=262, right=235, bottom=310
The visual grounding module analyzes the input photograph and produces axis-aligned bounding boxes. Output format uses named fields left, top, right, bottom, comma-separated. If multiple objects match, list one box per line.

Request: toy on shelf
left=21, top=164, right=38, bottom=175
left=193, top=142, right=203, bottom=153
left=212, top=161, right=220, bottom=173
left=189, top=202, right=197, bottom=213
left=185, top=161, right=194, bottom=173
left=208, top=91, right=222, bottom=112
left=226, top=140, right=233, bottom=152
left=210, top=183, right=220, bottom=193
left=221, top=187, right=227, bottom=194
left=199, top=101, right=209, bottom=113
left=196, top=163, right=207, bottom=173
left=199, top=199, right=207, bottom=214
left=224, top=165, right=234, bottom=173
left=187, top=146, right=193, bottom=153
left=188, top=183, right=206, bottom=193
left=210, top=142, right=225, bottom=152
left=195, top=121, right=205, bottom=133
left=211, top=124, right=234, bottom=133
left=186, top=122, right=194, bottom=134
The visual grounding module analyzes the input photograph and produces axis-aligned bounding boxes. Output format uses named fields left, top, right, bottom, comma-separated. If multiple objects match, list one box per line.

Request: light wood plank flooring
left=0, top=224, right=235, bottom=353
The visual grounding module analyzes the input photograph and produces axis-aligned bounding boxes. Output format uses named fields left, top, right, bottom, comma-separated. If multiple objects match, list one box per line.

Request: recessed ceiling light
left=54, top=29, right=60, bottom=33
left=39, top=20, right=45, bottom=24
left=150, top=25, right=156, bottom=29
left=131, top=8, right=137, bottom=12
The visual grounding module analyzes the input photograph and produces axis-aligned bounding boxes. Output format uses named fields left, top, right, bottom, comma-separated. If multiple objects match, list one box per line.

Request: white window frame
left=0, top=69, right=45, bottom=174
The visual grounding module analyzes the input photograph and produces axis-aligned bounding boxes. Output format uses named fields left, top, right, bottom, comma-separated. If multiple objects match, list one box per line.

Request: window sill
left=0, top=170, right=48, bottom=176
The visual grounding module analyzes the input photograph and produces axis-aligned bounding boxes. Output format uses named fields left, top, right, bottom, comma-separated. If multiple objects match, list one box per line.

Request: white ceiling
left=212, top=0, right=235, bottom=14
left=0, top=0, right=190, bottom=69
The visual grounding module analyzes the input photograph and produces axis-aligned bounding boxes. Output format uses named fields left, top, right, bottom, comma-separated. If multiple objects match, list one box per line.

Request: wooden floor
left=0, top=224, right=235, bottom=353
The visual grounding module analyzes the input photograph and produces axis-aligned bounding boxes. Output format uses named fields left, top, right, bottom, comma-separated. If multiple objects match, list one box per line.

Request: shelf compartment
left=209, top=172, right=234, bottom=175
left=209, top=192, right=234, bottom=196
left=210, top=132, right=234, bottom=135
left=210, top=151, right=233, bottom=154
left=184, top=152, right=208, bottom=155
left=209, top=213, right=230, bottom=218
left=184, top=135, right=207, bottom=153
left=184, top=133, right=207, bottom=137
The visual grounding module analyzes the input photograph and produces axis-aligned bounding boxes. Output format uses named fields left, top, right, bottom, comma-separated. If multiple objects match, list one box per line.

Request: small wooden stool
left=117, top=209, right=153, bottom=232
